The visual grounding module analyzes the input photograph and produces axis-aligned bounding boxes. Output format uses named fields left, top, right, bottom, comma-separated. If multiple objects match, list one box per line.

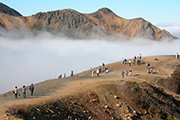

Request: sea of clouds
left=0, top=23, right=180, bottom=94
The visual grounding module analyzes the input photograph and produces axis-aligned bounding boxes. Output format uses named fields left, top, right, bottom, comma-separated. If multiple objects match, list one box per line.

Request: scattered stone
left=116, top=103, right=120, bottom=107
left=88, top=116, right=92, bottom=120
left=36, top=108, right=40, bottom=112
left=4, top=114, right=9, bottom=117
left=92, top=99, right=97, bottom=102
left=144, top=110, right=147, bottom=114
left=49, top=109, right=54, bottom=114
left=104, top=105, right=108, bottom=108
left=125, top=114, right=129, bottom=117
left=133, top=110, right=136, bottom=115
left=113, top=95, right=118, bottom=99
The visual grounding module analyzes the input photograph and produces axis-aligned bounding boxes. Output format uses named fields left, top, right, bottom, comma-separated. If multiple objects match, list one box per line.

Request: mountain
left=0, top=3, right=177, bottom=41
left=0, top=3, right=22, bottom=16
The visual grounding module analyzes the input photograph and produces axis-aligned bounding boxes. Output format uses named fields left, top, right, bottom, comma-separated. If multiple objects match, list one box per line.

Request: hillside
left=0, top=3, right=177, bottom=41
left=0, top=55, right=180, bottom=120
left=0, top=3, right=22, bottom=17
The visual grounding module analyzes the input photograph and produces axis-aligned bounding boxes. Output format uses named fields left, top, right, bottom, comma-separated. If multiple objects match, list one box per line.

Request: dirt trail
left=0, top=55, right=179, bottom=119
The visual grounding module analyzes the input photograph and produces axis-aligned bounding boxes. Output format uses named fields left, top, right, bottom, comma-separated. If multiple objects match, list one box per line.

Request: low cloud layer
left=0, top=24, right=180, bottom=94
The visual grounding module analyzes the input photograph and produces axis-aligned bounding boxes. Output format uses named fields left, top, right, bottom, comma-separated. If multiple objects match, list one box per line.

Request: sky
left=1, top=0, right=180, bottom=24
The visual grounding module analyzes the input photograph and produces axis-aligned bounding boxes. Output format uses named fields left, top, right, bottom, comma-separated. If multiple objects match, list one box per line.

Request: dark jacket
left=29, top=85, right=34, bottom=91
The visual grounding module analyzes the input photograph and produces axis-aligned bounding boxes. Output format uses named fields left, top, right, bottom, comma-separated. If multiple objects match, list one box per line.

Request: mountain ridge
left=0, top=3, right=177, bottom=41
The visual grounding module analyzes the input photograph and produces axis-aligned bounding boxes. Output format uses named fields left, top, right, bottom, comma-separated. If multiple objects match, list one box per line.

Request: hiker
left=105, top=69, right=109, bottom=75
left=90, top=67, right=93, bottom=72
left=176, top=53, right=179, bottom=59
left=139, top=53, right=142, bottom=59
left=122, top=58, right=124, bottom=64
left=59, top=74, right=62, bottom=78
left=63, top=73, right=66, bottom=78
left=104, top=66, right=109, bottom=75
left=13, top=86, right=18, bottom=99
left=99, top=66, right=101, bottom=73
left=22, top=85, right=26, bottom=98
left=133, top=56, right=136, bottom=64
left=129, top=69, right=132, bottom=76
left=126, top=69, right=128, bottom=76
left=147, top=67, right=150, bottom=74
left=122, top=71, right=125, bottom=78
left=129, top=60, right=131, bottom=66
left=97, top=69, right=99, bottom=77
left=137, top=56, right=141, bottom=65
left=102, top=63, right=105, bottom=69
left=150, top=68, right=153, bottom=74
left=29, top=83, right=34, bottom=96
left=124, top=59, right=127, bottom=64
left=91, top=69, right=94, bottom=77
left=146, top=63, right=150, bottom=68
left=71, top=70, right=73, bottom=77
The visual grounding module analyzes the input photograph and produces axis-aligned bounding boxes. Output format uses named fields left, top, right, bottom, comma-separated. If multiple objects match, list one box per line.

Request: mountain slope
left=26, top=9, right=105, bottom=39
left=1, top=55, right=180, bottom=120
left=0, top=3, right=177, bottom=41
left=0, top=3, right=22, bottom=17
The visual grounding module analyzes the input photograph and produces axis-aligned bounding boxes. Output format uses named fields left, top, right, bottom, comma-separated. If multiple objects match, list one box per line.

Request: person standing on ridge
left=99, top=66, right=101, bottom=73
left=176, top=53, right=179, bottom=59
left=122, top=71, right=125, bottom=78
left=126, top=69, right=128, bottom=76
left=91, top=69, right=94, bottom=77
left=129, top=68, right=132, bottom=76
left=71, top=70, right=73, bottom=77
left=13, top=86, right=18, bottom=99
left=150, top=68, right=153, bottom=74
left=63, top=73, right=66, bottom=78
left=133, top=56, right=136, bottom=64
left=129, top=60, right=131, bottom=66
left=105, top=67, right=109, bottom=75
left=29, top=83, right=34, bottom=96
left=124, top=59, right=127, bottom=64
left=102, top=63, right=105, bottom=69
left=96, top=69, right=99, bottom=77
left=22, top=85, right=26, bottom=98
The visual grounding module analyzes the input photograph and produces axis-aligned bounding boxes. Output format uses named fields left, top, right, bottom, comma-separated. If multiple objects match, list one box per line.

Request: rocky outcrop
left=27, top=9, right=105, bottom=39
left=0, top=3, right=177, bottom=41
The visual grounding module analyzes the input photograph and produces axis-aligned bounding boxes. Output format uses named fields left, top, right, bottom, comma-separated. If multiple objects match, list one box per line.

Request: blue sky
left=1, top=0, right=180, bottom=24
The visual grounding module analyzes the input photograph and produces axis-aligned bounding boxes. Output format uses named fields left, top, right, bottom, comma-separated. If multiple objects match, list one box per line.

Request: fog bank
left=0, top=27, right=180, bottom=94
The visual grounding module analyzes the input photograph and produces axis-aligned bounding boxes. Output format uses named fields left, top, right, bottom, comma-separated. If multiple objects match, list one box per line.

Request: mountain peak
left=97, top=8, right=113, bottom=14
left=0, top=2, right=22, bottom=16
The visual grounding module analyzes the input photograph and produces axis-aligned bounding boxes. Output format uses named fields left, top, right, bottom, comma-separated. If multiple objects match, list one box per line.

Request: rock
left=88, top=116, right=92, bottom=119
left=116, top=103, right=120, bottom=107
left=4, top=114, right=9, bottom=116
left=33, top=117, right=36, bottom=119
left=36, top=108, right=40, bottom=112
left=104, top=105, right=108, bottom=108
left=113, top=95, right=118, bottom=99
